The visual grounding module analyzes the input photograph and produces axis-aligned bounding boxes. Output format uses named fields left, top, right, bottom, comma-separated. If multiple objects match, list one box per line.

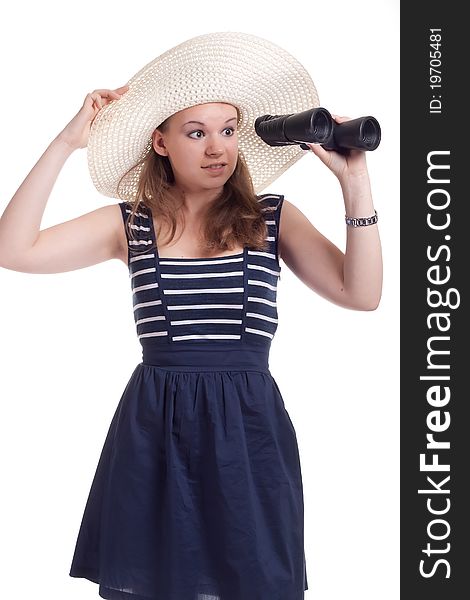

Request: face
left=152, top=102, right=239, bottom=196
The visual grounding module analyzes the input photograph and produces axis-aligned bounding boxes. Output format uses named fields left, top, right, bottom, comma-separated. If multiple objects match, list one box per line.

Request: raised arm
left=0, top=85, right=129, bottom=274
left=278, top=115, right=383, bottom=311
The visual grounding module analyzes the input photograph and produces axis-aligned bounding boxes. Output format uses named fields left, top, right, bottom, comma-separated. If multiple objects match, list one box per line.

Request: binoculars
left=254, top=107, right=381, bottom=153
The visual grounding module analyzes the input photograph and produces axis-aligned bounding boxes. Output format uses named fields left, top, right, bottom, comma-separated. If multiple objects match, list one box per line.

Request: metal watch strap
left=345, top=210, right=378, bottom=227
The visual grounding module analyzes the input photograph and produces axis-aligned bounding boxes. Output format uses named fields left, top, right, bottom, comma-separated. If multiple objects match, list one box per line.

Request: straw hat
left=87, top=31, right=320, bottom=202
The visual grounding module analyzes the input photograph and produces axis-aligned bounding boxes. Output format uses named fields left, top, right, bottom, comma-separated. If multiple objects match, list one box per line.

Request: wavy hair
left=116, top=109, right=272, bottom=256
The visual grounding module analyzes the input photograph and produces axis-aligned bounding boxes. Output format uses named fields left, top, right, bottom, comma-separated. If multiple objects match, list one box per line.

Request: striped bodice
left=118, top=193, right=283, bottom=348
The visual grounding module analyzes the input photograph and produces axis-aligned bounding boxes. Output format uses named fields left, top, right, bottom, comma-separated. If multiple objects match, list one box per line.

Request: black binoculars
left=254, top=107, right=381, bottom=153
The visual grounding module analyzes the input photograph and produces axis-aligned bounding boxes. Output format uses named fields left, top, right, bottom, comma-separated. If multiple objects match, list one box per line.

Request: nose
left=204, top=134, right=226, bottom=156
left=205, top=145, right=223, bottom=157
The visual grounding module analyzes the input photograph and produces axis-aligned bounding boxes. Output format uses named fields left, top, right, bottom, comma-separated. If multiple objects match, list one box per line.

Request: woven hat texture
left=87, top=31, right=320, bottom=201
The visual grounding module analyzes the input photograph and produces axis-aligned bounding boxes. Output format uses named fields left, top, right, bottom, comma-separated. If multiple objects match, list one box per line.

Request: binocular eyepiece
left=254, top=107, right=381, bottom=153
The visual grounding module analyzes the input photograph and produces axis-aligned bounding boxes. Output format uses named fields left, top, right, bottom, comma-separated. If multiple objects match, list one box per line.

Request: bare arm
left=0, top=136, right=75, bottom=266
left=0, top=86, right=129, bottom=274
left=279, top=184, right=382, bottom=311
left=0, top=137, right=123, bottom=274
left=278, top=114, right=383, bottom=311
left=339, top=171, right=383, bottom=309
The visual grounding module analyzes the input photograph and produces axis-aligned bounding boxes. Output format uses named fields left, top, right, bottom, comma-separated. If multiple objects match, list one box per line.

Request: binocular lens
left=361, top=118, right=381, bottom=149
left=312, top=110, right=332, bottom=143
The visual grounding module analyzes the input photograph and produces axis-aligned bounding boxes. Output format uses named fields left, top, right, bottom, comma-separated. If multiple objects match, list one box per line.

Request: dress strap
left=118, top=202, right=155, bottom=261
left=257, top=193, right=284, bottom=268
left=118, top=196, right=284, bottom=264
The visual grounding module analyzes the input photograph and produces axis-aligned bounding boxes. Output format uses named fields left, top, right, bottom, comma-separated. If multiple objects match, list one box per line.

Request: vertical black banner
left=401, top=3, right=467, bottom=599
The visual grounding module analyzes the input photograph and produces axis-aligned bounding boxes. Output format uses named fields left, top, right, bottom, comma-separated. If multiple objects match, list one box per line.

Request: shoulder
left=256, top=192, right=286, bottom=223
left=112, top=203, right=132, bottom=265
left=117, top=201, right=153, bottom=232
left=256, top=192, right=284, bottom=212
left=117, top=200, right=144, bottom=221
left=116, top=201, right=151, bottom=264
left=277, top=197, right=325, bottom=263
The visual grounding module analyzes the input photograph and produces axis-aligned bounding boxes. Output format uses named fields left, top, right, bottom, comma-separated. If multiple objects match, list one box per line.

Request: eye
left=188, top=130, right=203, bottom=139
left=188, top=127, right=235, bottom=139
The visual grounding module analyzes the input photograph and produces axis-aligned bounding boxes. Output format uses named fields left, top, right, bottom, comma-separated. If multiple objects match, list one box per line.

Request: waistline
left=141, top=341, right=270, bottom=373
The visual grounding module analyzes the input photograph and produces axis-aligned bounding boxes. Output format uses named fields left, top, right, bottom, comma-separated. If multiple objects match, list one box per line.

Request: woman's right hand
left=57, top=85, right=130, bottom=150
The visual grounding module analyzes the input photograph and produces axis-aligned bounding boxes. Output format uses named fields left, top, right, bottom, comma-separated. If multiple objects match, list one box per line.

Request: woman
left=0, top=32, right=382, bottom=600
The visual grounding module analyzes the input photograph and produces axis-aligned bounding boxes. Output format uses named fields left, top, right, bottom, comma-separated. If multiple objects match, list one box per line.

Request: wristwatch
left=345, top=210, right=378, bottom=227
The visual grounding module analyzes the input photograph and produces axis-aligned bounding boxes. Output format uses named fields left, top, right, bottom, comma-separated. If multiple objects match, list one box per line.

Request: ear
left=152, top=129, right=168, bottom=158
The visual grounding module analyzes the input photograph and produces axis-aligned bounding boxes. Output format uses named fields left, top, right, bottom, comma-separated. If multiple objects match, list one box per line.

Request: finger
left=114, top=85, right=129, bottom=94
left=100, top=88, right=129, bottom=101
left=332, top=114, right=351, bottom=123
left=91, top=89, right=118, bottom=98
left=306, top=142, right=334, bottom=163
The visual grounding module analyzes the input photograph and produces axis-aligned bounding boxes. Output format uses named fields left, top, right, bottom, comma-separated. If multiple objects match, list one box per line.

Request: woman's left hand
left=306, top=114, right=369, bottom=183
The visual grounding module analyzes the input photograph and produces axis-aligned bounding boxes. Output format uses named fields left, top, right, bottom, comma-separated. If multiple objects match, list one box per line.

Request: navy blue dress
left=69, top=193, right=308, bottom=600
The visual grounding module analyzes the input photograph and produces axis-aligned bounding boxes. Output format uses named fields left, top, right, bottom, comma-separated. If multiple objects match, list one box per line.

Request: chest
left=157, top=240, right=245, bottom=260
left=118, top=223, right=244, bottom=264
left=128, top=246, right=281, bottom=344
left=155, top=220, right=244, bottom=260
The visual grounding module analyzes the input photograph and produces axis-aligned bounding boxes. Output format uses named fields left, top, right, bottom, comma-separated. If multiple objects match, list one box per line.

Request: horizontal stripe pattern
left=118, top=193, right=283, bottom=344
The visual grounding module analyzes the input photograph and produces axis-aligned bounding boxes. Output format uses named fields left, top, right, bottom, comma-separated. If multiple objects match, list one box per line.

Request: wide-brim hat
left=87, top=31, right=320, bottom=202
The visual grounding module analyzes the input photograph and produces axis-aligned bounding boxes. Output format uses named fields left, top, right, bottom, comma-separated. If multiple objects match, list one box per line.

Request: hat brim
left=87, top=31, right=320, bottom=201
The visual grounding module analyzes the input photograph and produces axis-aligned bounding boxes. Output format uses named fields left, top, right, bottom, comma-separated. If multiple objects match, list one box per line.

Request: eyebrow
left=182, top=117, right=238, bottom=127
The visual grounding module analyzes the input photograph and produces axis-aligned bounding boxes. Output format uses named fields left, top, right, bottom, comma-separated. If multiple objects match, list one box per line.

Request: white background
left=0, top=1, right=399, bottom=599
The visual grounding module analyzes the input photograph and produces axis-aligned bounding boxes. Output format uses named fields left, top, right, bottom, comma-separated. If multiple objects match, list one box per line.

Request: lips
left=202, top=163, right=227, bottom=168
